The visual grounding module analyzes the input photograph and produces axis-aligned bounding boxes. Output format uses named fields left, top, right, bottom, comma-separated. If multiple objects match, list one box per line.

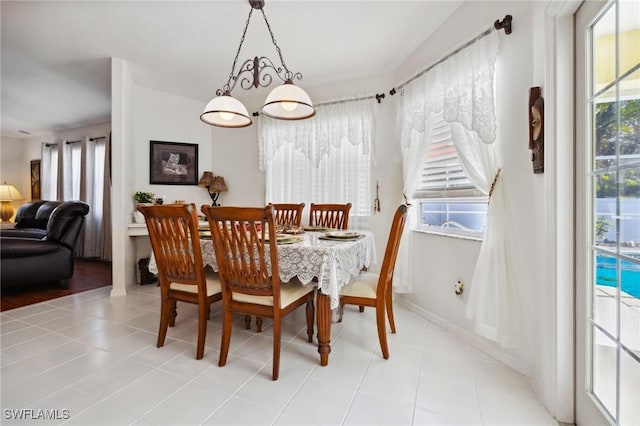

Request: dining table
left=148, top=229, right=376, bottom=366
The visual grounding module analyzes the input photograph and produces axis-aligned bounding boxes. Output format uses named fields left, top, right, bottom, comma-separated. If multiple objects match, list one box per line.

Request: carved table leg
left=316, top=292, right=332, bottom=366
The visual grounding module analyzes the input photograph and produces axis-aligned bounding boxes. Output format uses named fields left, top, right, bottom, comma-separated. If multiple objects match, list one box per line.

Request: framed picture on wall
left=149, top=141, right=198, bottom=185
left=30, top=159, right=41, bottom=200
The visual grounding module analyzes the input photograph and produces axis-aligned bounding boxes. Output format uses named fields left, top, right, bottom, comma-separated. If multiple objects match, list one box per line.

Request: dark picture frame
left=30, top=159, right=41, bottom=200
left=149, top=141, right=198, bottom=185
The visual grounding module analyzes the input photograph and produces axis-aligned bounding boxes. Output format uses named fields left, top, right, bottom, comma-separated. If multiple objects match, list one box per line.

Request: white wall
left=132, top=85, right=214, bottom=210
left=209, top=124, right=264, bottom=207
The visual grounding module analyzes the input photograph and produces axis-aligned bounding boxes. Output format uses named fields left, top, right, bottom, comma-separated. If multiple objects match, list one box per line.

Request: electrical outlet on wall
left=455, top=280, right=464, bottom=296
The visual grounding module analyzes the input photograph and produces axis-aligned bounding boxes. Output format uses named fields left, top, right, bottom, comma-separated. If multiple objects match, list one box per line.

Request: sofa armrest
left=0, top=228, right=47, bottom=239
left=0, top=237, right=62, bottom=258
left=46, top=201, right=90, bottom=248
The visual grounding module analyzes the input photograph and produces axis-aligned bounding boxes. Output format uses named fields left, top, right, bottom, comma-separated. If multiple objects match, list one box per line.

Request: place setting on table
left=277, top=224, right=366, bottom=242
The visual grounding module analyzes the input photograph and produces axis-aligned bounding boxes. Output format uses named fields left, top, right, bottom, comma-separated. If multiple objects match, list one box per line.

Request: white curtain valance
left=259, top=98, right=374, bottom=170
left=400, top=30, right=499, bottom=148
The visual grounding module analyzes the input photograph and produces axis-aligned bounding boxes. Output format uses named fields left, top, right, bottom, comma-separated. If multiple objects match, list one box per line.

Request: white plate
left=324, top=231, right=361, bottom=239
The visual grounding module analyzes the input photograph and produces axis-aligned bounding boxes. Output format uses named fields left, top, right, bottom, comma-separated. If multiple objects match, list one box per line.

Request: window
left=260, top=100, right=373, bottom=229
left=415, top=114, right=488, bottom=236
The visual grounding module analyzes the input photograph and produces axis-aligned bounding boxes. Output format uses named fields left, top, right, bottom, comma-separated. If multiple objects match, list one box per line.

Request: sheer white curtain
left=42, top=137, right=111, bottom=260
left=259, top=99, right=374, bottom=229
left=41, top=143, right=61, bottom=200
left=395, top=76, right=436, bottom=293
left=62, top=141, right=82, bottom=201
left=398, top=31, right=520, bottom=347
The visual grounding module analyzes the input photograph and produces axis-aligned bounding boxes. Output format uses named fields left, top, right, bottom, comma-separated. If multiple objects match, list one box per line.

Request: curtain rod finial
left=494, top=15, right=512, bottom=34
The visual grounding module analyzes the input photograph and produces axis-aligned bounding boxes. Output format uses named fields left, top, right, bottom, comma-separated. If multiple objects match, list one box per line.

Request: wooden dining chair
left=201, top=204, right=315, bottom=380
left=337, top=204, right=408, bottom=359
left=270, top=203, right=305, bottom=227
left=309, top=202, right=352, bottom=230
left=137, top=203, right=222, bottom=360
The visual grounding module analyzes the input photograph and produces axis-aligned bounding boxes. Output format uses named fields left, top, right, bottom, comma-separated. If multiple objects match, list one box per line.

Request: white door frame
left=576, top=1, right=617, bottom=424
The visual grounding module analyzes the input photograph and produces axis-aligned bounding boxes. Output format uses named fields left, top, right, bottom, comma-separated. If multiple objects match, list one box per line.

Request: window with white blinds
left=416, top=114, right=488, bottom=235
left=414, top=114, right=481, bottom=198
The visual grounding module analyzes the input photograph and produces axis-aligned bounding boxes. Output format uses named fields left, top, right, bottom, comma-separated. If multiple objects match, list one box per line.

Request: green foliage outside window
left=595, top=99, right=640, bottom=198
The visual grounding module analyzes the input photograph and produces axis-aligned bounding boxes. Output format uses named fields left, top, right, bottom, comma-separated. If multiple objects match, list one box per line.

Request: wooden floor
left=1, top=258, right=112, bottom=311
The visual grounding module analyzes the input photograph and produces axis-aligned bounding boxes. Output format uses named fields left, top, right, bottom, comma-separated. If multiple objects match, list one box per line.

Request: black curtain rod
left=254, top=14, right=512, bottom=115
left=44, top=143, right=58, bottom=147
left=391, top=14, right=512, bottom=94
left=252, top=92, right=387, bottom=117
left=65, top=139, right=81, bottom=144
left=90, top=136, right=106, bottom=141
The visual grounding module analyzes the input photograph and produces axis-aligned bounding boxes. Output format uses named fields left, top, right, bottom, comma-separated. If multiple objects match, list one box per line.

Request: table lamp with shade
left=0, top=183, right=25, bottom=223
left=198, top=172, right=228, bottom=206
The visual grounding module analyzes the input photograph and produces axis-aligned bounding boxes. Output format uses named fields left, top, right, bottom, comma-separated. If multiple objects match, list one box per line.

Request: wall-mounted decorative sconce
left=198, top=172, right=228, bottom=206
left=0, top=183, right=24, bottom=222
left=529, top=86, right=544, bottom=174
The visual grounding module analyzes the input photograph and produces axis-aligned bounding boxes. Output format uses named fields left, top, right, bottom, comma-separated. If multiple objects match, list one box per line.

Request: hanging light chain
left=215, top=1, right=304, bottom=96
left=259, top=8, right=292, bottom=80
left=222, top=6, right=255, bottom=93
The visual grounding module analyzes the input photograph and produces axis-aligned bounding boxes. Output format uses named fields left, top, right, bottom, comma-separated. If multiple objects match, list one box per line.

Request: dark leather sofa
left=1, top=200, right=90, bottom=289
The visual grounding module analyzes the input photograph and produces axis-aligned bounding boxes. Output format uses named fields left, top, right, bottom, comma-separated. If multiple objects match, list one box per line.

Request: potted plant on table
left=133, top=191, right=155, bottom=223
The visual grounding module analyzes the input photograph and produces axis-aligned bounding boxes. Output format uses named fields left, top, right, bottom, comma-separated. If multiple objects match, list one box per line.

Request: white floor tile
left=193, top=356, right=263, bottom=394
left=358, top=359, right=420, bottom=405
left=0, top=288, right=557, bottom=426
left=284, top=376, right=355, bottom=425
left=413, top=405, right=483, bottom=426
left=273, top=412, right=317, bottom=425
left=414, top=374, right=480, bottom=417
left=201, top=396, right=280, bottom=425
left=72, top=358, right=154, bottom=401
left=343, top=392, right=414, bottom=425
left=137, top=381, right=231, bottom=425
left=98, top=369, right=189, bottom=417
left=235, top=368, right=308, bottom=411
left=1, top=319, right=31, bottom=335
left=309, top=350, right=370, bottom=390
left=1, top=325, right=50, bottom=348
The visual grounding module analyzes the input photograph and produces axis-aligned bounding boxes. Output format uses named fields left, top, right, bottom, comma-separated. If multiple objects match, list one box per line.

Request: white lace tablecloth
left=149, top=231, right=376, bottom=310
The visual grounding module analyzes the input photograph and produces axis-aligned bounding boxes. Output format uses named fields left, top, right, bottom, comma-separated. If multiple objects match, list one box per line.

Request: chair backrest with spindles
left=309, top=203, right=351, bottom=229
left=203, top=205, right=280, bottom=302
left=138, top=203, right=206, bottom=292
left=270, top=203, right=305, bottom=227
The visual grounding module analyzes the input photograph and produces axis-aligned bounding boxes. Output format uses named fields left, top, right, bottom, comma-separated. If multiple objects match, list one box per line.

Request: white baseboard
left=396, top=295, right=533, bottom=377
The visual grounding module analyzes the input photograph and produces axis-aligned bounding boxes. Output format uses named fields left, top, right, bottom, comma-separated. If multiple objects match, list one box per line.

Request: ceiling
left=1, top=0, right=462, bottom=139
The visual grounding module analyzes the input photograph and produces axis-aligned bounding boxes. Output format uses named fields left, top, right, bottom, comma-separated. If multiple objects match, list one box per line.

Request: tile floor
left=1, top=285, right=557, bottom=425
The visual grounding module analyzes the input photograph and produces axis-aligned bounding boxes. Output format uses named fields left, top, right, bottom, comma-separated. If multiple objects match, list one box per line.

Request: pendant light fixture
left=200, top=0, right=315, bottom=128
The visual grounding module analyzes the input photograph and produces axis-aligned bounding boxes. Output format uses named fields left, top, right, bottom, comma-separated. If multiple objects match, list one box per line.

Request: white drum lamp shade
left=261, top=81, right=316, bottom=120
left=200, top=93, right=252, bottom=128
